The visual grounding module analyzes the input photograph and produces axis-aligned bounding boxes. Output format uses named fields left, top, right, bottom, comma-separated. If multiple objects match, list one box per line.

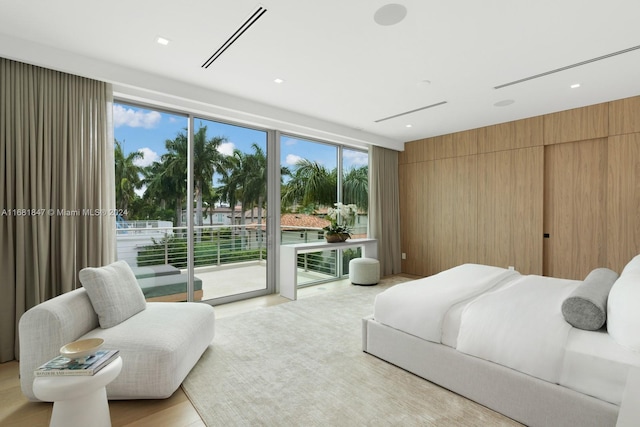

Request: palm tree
left=141, top=158, right=183, bottom=222
left=114, top=139, right=144, bottom=219
left=281, top=159, right=336, bottom=211
left=193, top=126, right=227, bottom=228
left=160, top=132, right=188, bottom=227
left=243, top=144, right=267, bottom=246
left=343, top=165, right=369, bottom=211
left=217, top=150, right=243, bottom=228
left=158, top=126, right=227, bottom=229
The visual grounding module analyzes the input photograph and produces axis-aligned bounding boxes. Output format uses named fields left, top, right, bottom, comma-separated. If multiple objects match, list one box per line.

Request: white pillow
left=622, top=254, right=640, bottom=275
left=79, top=260, right=147, bottom=328
left=607, top=269, right=640, bottom=352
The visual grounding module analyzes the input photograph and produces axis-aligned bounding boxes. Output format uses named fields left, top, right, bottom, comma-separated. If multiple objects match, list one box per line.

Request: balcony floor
left=193, top=262, right=336, bottom=301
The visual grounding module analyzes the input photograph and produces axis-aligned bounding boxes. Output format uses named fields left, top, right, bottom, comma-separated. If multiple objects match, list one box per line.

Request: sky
left=113, top=103, right=369, bottom=188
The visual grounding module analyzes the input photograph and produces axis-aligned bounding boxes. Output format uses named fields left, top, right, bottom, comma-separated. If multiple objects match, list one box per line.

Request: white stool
left=33, top=356, right=122, bottom=427
left=349, top=257, right=380, bottom=285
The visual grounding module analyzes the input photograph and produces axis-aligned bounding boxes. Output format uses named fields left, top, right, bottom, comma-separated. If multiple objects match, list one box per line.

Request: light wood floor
left=1, top=277, right=402, bottom=427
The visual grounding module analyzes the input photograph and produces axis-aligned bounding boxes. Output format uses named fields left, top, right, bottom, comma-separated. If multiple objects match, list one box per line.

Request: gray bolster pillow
left=562, top=268, right=619, bottom=330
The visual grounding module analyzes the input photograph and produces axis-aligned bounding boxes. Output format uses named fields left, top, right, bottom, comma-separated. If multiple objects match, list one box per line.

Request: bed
left=362, top=259, right=640, bottom=426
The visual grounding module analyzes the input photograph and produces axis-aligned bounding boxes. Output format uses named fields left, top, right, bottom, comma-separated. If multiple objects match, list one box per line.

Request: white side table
left=33, top=356, right=122, bottom=427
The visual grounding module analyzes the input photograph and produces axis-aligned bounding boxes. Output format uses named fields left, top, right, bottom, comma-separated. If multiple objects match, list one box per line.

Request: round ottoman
left=33, top=356, right=122, bottom=427
left=349, top=257, right=380, bottom=286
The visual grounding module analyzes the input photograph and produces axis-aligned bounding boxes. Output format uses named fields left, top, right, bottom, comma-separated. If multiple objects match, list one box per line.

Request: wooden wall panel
left=434, top=129, right=478, bottom=159
left=398, top=149, right=408, bottom=165
left=399, top=95, right=640, bottom=278
left=477, top=147, right=543, bottom=274
left=413, top=161, right=429, bottom=276
left=511, top=147, right=544, bottom=275
left=477, top=151, right=512, bottom=268
left=607, top=134, right=640, bottom=273
left=478, top=117, right=543, bottom=153
left=403, top=140, right=424, bottom=164
left=430, top=156, right=478, bottom=274
left=543, top=139, right=608, bottom=279
left=543, top=103, right=608, bottom=145
left=399, top=162, right=419, bottom=274
left=609, top=96, right=640, bottom=136
left=420, top=161, right=437, bottom=276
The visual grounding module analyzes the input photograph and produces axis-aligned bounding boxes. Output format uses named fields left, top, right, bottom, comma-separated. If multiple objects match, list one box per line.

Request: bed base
left=362, top=316, right=619, bottom=427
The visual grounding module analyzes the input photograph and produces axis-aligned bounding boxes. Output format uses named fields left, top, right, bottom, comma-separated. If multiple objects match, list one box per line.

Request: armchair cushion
left=79, top=260, right=146, bottom=328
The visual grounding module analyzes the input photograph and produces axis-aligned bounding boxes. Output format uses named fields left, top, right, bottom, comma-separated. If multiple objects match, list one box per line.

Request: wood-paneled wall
left=399, top=95, right=640, bottom=278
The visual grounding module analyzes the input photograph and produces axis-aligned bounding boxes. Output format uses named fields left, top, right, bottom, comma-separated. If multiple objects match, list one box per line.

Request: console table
left=280, top=238, right=378, bottom=300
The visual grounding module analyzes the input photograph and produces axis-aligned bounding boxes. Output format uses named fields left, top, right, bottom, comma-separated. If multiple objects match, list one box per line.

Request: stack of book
left=34, top=349, right=120, bottom=377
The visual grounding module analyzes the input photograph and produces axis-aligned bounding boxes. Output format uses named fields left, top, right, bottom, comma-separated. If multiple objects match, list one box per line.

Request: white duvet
left=373, top=264, right=520, bottom=342
left=456, top=274, right=579, bottom=383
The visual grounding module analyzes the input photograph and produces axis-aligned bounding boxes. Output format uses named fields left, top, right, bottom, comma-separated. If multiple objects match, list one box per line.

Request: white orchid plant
left=323, top=202, right=358, bottom=237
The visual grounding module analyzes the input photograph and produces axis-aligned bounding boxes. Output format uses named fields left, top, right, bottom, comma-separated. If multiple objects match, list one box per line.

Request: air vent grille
left=374, top=101, right=448, bottom=123
left=495, top=44, right=640, bottom=89
left=202, top=5, right=267, bottom=68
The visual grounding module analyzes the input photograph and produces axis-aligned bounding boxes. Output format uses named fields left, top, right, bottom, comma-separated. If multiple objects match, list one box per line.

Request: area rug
left=182, top=276, right=520, bottom=427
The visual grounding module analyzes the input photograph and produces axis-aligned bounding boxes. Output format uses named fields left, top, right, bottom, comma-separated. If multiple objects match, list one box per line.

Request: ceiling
left=1, top=0, right=640, bottom=151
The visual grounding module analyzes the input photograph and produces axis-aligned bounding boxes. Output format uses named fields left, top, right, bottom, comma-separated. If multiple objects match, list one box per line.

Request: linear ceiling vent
left=201, top=5, right=267, bottom=68
left=374, top=101, right=448, bottom=123
left=495, top=44, right=640, bottom=89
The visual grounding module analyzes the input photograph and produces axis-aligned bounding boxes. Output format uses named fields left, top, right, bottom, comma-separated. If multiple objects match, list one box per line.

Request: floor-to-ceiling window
left=342, top=147, right=369, bottom=275
left=113, top=102, right=189, bottom=276
left=280, top=134, right=369, bottom=287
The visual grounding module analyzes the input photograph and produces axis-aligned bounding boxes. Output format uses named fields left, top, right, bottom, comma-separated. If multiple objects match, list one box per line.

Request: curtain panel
left=369, top=145, right=402, bottom=276
left=0, top=58, right=116, bottom=362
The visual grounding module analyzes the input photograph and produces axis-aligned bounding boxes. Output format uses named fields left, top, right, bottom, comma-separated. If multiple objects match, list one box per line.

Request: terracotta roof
left=281, top=213, right=330, bottom=229
left=244, top=213, right=330, bottom=231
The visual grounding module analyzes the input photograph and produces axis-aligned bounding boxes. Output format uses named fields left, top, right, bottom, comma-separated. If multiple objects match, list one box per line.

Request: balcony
left=117, top=223, right=364, bottom=301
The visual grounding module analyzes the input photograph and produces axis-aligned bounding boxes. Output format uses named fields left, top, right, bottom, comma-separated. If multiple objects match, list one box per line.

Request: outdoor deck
left=191, top=262, right=335, bottom=301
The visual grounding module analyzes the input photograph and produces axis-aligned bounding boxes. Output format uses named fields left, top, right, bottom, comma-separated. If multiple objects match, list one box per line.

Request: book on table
left=34, top=349, right=120, bottom=377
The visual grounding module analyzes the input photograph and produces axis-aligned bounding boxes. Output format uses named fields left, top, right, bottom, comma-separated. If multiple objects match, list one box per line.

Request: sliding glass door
left=190, top=118, right=269, bottom=301
left=114, top=102, right=272, bottom=303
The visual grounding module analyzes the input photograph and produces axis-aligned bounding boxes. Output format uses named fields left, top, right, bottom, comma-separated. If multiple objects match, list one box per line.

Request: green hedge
left=137, top=235, right=266, bottom=268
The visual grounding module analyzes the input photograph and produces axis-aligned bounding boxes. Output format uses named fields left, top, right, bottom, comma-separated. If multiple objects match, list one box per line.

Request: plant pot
left=325, top=233, right=350, bottom=243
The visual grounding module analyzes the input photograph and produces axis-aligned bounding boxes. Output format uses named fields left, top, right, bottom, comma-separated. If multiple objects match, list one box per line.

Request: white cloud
left=133, top=147, right=159, bottom=167
left=134, top=184, right=147, bottom=198
left=218, top=142, right=235, bottom=156
left=344, top=150, right=368, bottom=166
left=283, top=138, right=298, bottom=146
left=286, top=154, right=303, bottom=165
left=113, top=105, right=161, bottom=129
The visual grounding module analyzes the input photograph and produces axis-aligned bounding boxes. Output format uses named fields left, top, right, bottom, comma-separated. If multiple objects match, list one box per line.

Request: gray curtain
left=0, top=58, right=116, bottom=362
left=369, top=145, right=402, bottom=276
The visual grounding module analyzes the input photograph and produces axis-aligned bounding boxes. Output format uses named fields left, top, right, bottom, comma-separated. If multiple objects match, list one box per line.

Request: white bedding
left=374, top=264, right=520, bottom=342
left=562, top=328, right=640, bottom=405
left=373, top=264, right=640, bottom=409
left=456, top=275, right=578, bottom=383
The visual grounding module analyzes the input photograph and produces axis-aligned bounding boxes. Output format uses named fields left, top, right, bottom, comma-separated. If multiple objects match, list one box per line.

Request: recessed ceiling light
left=156, top=36, right=170, bottom=46
left=570, top=83, right=581, bottom=89
left=405, top=124, right=412, bottom=128
left=374, top=4, right=407, bottom=26
left=274, top=78, right=284, bottom=84
left=494, top=99, right=515, bottom=107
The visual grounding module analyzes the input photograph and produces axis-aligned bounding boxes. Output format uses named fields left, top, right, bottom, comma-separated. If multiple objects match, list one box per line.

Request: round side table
left=33, top=356, right=122, bottom=427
